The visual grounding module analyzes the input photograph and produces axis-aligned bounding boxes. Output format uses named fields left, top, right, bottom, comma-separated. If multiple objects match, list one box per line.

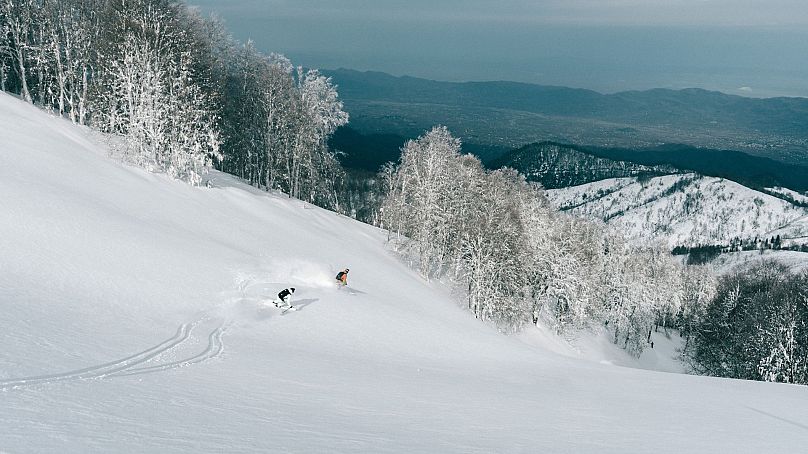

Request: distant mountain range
left=323, top=68, right=808, bottom=166
left=323, top=69, right=808, bottom=267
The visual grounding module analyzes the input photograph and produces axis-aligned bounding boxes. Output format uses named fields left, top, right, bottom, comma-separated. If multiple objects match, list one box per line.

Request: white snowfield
left=2, top=92, right=808, bottom=453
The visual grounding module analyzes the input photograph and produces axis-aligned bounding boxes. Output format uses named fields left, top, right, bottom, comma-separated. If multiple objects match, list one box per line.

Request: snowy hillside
left=488, top=141, right=676, bottom=189
left=709, top=249, right=808, bottom=275
left=547, top=174, right=808, bottom=248
left=3, top=92, right=808, bottom=452
left=766, top=186, right=808, bottom=205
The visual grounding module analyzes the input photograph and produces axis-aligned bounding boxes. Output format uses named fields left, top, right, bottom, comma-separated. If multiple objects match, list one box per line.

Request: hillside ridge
left=546, top=173, right=808, bottom=249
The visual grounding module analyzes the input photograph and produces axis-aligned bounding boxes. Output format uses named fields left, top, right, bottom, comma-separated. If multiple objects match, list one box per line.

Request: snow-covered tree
left=678, top=264, right=716, bottom=352
left=756, top=271, right=808, bottom=384
left=215, top=44, right=347, bottom=207
left=690, top=262, right=808, bottom=384
left=219, top=40, right=271, bottom=184
left=0, top=0, right=347, bottom=193
left=382, top=126, right=462, bottom=277
left=0, top=0, right=40, bottom=103
left=0, top=0, right=99, bottom=122
left=288, top=67, right=348, bottom=206
left=380, top=125, right=698, bottom=340
left=92, top=0, right=220, bottom=184
left=458, top=168, right=532, bottom=328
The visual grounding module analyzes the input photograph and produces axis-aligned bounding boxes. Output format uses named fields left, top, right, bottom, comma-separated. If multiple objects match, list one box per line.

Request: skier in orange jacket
left=336, top=268, right=349, bottom=286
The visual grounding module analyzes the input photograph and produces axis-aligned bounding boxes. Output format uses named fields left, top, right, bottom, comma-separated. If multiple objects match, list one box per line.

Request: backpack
left=336, top=271, right=345, bottom=280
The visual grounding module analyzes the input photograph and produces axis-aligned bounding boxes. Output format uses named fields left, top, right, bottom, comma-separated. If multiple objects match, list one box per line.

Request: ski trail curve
left=0, top=323, right=193, bottom=390
left=111, top=325, right=226, bottom=377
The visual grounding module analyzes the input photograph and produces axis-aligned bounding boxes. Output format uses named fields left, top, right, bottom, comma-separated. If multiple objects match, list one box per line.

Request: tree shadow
left=746, top=405, right=808, bottom=432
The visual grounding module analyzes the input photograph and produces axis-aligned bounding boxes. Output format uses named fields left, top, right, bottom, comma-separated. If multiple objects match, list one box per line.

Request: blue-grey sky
left=190, top=1, right=808, bottom=97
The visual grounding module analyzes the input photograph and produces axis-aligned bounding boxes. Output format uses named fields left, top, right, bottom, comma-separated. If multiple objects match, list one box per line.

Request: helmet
left=345, top=268, right=350, bottom=272
left=290, top=288, right=296, bottom=292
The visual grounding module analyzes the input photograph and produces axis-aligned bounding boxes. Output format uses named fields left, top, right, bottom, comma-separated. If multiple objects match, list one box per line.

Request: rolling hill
left=489, top=142, right=677, bottom=189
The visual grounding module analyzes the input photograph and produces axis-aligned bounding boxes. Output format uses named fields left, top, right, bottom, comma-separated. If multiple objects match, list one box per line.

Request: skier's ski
left=268, top=299, right=296, bottom=314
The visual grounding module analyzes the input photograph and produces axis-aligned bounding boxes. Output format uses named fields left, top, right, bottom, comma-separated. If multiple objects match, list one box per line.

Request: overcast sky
left=190, top=1, right=808, bottom=97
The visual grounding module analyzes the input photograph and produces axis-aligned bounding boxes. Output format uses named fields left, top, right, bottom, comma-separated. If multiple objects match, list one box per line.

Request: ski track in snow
left=0, top=320, right=227, bottom=390
left=110, top=325, right=226, bottom=377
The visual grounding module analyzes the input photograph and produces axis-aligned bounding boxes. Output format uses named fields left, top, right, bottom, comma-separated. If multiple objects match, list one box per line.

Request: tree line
left=0, top=0, right=347, bottom=200
left=686, top=262, right=808, bottom=384
left=378, top=127, right=715, bottom=355
left=673, top=236, right=808, bottom=266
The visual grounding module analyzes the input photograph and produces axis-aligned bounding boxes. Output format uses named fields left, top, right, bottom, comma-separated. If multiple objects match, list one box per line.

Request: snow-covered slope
left=765, top=186, right=808, bottom=205
left=547, top=174, right=808, bottom=248
left=709, top=249, right=808, bottom=275
left=3, top=92, right=808, bottom=452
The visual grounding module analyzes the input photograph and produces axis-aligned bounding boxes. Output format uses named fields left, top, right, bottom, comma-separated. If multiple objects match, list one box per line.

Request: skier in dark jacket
left=275, top=287, right=295, bottom=307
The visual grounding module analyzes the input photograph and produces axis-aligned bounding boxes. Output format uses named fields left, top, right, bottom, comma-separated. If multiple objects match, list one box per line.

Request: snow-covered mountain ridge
left=546, top=173, right=808, bottom=249
left=765, top=186, right=808, bottom=206
left=488, top=141, right=676, bottom=188
left=3, top=92, right=808, bottom=452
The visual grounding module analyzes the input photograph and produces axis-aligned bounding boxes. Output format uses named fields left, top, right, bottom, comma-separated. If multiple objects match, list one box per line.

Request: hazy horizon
left=190, top=1, right=808, bottom=98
